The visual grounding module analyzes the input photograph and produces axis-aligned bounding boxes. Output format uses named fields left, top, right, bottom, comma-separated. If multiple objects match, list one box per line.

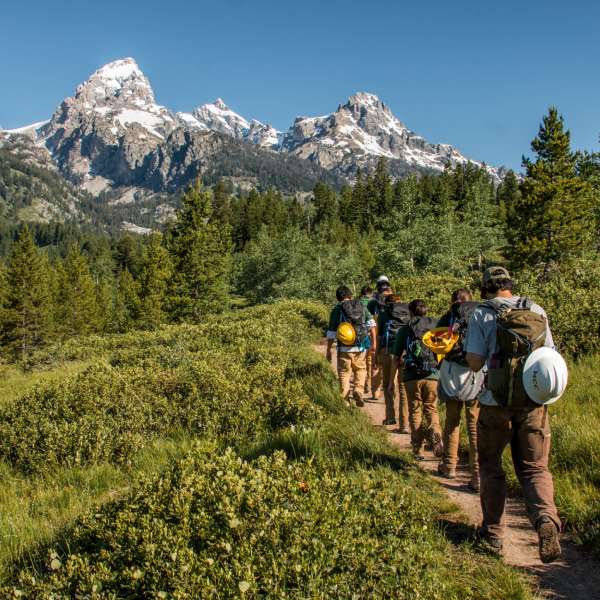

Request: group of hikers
left=325, top=266, right=566, bottom=564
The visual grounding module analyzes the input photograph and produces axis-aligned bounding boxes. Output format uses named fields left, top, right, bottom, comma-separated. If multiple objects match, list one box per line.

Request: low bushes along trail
left=316, top=341, right=600, bottom=600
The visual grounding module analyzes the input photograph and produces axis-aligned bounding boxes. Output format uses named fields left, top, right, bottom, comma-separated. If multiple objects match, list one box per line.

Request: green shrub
left=515, top=257, right=600, bottom=356
left=6, top=448, right=530, bottom=599
left=391, top=273, right=478, bottom=316
left=0, top=301, right=330, bottom=474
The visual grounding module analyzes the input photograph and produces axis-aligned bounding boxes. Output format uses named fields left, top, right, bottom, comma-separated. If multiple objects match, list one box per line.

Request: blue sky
left=1, top=0, right=598, bottom=170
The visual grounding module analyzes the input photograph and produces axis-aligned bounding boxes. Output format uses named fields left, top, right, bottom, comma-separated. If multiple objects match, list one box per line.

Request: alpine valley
left=0, top=58, right=502, bottom=232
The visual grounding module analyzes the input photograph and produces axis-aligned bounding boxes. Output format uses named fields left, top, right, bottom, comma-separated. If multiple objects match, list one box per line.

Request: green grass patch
left=0, top=361, right=91, bottom=408
left=0, top=300, right=533, bottom=597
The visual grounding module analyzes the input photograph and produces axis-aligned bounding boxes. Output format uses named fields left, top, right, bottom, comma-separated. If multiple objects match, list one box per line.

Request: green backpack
left=485, top=298, right=547, bottom=407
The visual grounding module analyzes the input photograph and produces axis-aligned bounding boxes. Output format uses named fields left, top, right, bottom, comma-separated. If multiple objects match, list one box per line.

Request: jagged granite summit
left=281, top=92, right=496, bottom=178
left=2, top=57, right=501, bottom=201
left=177, top=98, right=281, bottom=149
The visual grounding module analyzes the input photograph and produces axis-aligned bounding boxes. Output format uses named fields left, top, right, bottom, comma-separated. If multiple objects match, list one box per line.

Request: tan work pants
left=405, top=379, right=441, bottom=453
left=478, top=404, right=560, bottom=540
left=365, top=351, right=373, bottom=393
left=442, top=398, right=480, bottom=476
left=371, top=352, right=382, bottom=396
left=381, top=350, right=409, bottom=428
left=337, top=351, right=367, bottom=403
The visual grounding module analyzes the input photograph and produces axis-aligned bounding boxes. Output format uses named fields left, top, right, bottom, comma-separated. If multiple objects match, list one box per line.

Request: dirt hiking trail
left=315, top=343, right=600, bottom=600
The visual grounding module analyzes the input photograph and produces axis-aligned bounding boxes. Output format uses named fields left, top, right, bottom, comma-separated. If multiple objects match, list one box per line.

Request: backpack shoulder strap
left=517, top=296, right=534, bottom=310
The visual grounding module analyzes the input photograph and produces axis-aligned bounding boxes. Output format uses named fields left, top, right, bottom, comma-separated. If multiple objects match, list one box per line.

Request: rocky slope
left=281, top=92, right=498, bottom=179
left=177, top=98, right=281, bottom=149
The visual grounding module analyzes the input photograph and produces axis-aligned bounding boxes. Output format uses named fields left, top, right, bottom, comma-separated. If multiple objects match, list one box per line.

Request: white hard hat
left=376, top=275, right=390, bottom=284
left=522, top=347, right=568, bottom=405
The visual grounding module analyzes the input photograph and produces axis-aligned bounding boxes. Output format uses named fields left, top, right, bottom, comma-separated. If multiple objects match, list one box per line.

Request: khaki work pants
left=478, top=404, right=560, bottom=540
left=405, top=379, right=441, bottom=453
left=371, top=353, right=382, bottom=396
left=337, top=351, right=367, bottom=403
left=442, top=398, right=480, bottom=476
left=380, top=350, right=409, bottom=428
left=364, top=351, right=373, bottom=393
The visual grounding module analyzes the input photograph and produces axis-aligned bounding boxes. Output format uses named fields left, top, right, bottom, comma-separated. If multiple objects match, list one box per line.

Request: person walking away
left=390, top=299, right=443, bottom=459
left=436, top=288, right=483, bottom=491
left=326, top=286, right=377, bottom=407
left=465, top=266, right=561, bottom=562
left=379, top=294, right=410, bottom=430
left=360, top=286, right=375, bottom=396
left=367, top=276, right=392, bottom=399
left=359, top=285, right=373, bottom=307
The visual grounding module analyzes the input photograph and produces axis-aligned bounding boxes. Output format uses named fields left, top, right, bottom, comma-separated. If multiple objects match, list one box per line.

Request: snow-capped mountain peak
left=180, top=99, right=280, bottom=149
left=281, top=91, right=498, bottom=179
left=75, top=57, right=155, bottom=107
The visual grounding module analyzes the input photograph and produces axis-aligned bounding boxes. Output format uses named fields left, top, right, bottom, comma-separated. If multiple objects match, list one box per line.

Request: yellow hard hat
left=336, top=322, right=357, bottom=346
left=422, top=327, right=459, bottom=363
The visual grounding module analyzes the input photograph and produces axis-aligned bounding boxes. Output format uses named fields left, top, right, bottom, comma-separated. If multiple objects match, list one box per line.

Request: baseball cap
left=482, top=266, right=511, bottom=286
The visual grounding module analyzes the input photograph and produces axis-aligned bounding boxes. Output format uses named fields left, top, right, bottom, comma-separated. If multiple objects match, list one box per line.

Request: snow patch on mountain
left=281, top=91, right=499, bottom=179
left=184, top=99, right=281, bottom=149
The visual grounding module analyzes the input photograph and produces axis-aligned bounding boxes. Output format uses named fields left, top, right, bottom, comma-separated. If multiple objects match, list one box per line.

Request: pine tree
left=372, top=157, right=393, bottom=217
left=167, top=182, right=232, bottom=321
left=212, top=180, right=233, bottom=226
left=55, top=245, right=99, bottom=339
left=497, top=170, right=521, bottom=223
left=137, top=234, right=172, bottom=329
left=113, top=268, right=140, bottom=332
left=2, top=226, right=54, bottom=361
left=508, top=108, right=593, bottom=267
left=313, top=182, right=338, bottom=228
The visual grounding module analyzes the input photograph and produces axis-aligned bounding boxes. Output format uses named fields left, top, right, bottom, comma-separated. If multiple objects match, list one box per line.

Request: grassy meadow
left=0, top=300, right=532, bottom=599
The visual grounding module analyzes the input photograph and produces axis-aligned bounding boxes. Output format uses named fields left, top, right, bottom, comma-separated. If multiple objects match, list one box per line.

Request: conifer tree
left=137, top=234, right=172, bottom=329
left=2, top=226, right=53, bottom=360
left=497, top=170, right=521, bottom=223
left=55, top=245, right=99, bottom=339
left=167, top=182, right=232, bottom=321
left=212, top=180, right=233, bottom=226
left=508, top=108, right=593, bottom=267
left=313, top=182, right=338, bottom=228
left=113, top=268, right=140, bottom=332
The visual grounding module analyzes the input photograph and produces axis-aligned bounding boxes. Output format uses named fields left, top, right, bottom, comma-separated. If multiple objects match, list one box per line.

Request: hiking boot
left=355, top=397, right=365, bottom=408
left=413, top=453, right=425, bottom=461
left=468, top=475, right=480, bottom=493
left=431, top=433, right=444, bottom=458
left=475, top=527, right=503, bottom=556
left=437, top=463, right=456, bottom=479
left=537, top=518, right=561, bottom=564
left=382, top=418, right=396, bottom=426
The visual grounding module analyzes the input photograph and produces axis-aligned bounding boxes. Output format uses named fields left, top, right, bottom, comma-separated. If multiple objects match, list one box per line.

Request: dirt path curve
left=314, top=343, right=600, bottom=600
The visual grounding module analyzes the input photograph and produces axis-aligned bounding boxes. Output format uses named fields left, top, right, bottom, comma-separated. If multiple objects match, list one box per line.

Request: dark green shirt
left=391, top=325, right=439, bottom=382
left=367, top=296, right=384, bottom=317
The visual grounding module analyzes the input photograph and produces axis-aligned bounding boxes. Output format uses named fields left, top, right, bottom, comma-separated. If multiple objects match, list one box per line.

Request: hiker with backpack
left=326, top=286, right=377, bottom=407
left=464, top=266, right=562, bottom=563
left=367, top=276, right=392, bottom=399
left=390, top=299, right=443, bottom=459
left=436, top=289, right=483, bottom=492
left=360, top=286, right=375, bottom=396
left=379, top=294, right=410, bottom=431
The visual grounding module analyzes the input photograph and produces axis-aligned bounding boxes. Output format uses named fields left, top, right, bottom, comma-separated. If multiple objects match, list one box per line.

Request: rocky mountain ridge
left=1, top=57, right=503, bottom=230
left=3, top=57, right=500, bottom=189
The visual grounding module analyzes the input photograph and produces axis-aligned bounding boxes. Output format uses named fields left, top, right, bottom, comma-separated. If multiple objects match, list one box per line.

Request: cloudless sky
left=1, top=0, right=598, bottom=170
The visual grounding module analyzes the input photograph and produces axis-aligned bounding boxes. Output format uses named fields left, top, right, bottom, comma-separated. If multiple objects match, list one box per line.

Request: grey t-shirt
left=464, top=296, right=554, bottom=406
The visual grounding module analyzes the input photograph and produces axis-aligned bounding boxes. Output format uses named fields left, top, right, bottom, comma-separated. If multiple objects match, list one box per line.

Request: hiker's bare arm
left=466, top=353, right=486, bottom=372
left=369, top=326, right=377, bottom=354
left=326, top=338, right=334, bottom=362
